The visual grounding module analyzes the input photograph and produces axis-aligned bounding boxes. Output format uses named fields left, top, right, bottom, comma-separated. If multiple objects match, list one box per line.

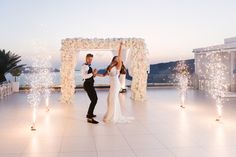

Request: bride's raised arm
left=117, top=42, right=123, bottom=70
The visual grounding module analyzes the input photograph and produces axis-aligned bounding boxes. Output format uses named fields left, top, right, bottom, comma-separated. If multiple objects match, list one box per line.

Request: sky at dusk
left=1, top=0, right=236, bottom=68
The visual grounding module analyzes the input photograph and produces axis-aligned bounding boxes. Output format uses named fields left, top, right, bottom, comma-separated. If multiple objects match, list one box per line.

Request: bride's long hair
left=103, top=56, right=118, bottom=76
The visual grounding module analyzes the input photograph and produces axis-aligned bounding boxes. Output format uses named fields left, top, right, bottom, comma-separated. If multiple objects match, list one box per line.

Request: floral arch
left=60, top=38, right=149, bottom=104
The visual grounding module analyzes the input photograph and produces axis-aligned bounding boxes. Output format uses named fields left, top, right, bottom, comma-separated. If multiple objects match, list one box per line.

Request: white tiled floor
left=0, top=88, right=236, bottom=157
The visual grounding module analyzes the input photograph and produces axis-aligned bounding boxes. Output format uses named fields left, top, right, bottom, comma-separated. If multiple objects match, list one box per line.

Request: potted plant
left=0, top=49, right=25, bottom=84
left=10, top=68, right=22, bottom=92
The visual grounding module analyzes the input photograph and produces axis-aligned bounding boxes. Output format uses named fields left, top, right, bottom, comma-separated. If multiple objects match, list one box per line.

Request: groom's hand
left=93, top=69, right=98, bottom=77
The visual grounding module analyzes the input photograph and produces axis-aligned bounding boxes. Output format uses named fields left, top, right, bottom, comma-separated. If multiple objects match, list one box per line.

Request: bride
left=102, top=42, right=134, bottom=123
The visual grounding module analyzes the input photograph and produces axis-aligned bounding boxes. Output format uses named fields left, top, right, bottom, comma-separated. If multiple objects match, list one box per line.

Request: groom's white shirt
left=81, top=64, right=93, bottom=80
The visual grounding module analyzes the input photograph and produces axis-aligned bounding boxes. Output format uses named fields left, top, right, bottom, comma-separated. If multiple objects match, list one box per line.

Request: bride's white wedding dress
left=103, top=67, right=134, bottom=123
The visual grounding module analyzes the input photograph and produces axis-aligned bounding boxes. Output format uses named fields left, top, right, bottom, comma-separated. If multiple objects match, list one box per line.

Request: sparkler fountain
left=175, top=61, right=190, bottom=108
left=27, top=56, right=53, bottom=131
left=27, top=61, right=41, bottom=131
left=205, top=52, right=228, bottom=121
left=40, top=57, right=53, bottom=112
left=44, top=89, right=50, bottom=112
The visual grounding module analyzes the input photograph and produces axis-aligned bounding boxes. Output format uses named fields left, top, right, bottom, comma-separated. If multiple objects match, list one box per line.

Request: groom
left=81, top=53, right=99, bottom=124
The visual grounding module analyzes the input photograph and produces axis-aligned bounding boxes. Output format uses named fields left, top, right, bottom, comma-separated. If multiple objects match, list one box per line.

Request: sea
left=5, top=71, right=131, bottom=87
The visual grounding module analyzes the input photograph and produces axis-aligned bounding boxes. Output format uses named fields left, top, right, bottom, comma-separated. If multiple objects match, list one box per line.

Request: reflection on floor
left=0, top=88, right=236, bottom=157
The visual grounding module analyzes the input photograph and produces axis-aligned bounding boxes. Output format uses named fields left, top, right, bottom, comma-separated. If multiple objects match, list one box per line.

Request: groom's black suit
left=83, top=64, right=98, bottom=119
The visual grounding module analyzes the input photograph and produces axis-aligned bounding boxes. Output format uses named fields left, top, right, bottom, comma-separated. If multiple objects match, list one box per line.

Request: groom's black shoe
left=119, top=89, right=127, bottom=93
left=87, top=118, right=99, bottom=124
left=86, top=114, right=96, bottom=118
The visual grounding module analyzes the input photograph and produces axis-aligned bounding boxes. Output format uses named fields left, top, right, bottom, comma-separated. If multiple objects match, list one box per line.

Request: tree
left=0, top=49, right=25, bottom=83
left=10, top=67, right=22, bottom=82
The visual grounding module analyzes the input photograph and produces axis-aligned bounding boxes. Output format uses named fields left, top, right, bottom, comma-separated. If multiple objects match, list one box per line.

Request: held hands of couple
left=93, top=69, right=98, bottom=77
left=93, top=69, right=106, bottom=77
